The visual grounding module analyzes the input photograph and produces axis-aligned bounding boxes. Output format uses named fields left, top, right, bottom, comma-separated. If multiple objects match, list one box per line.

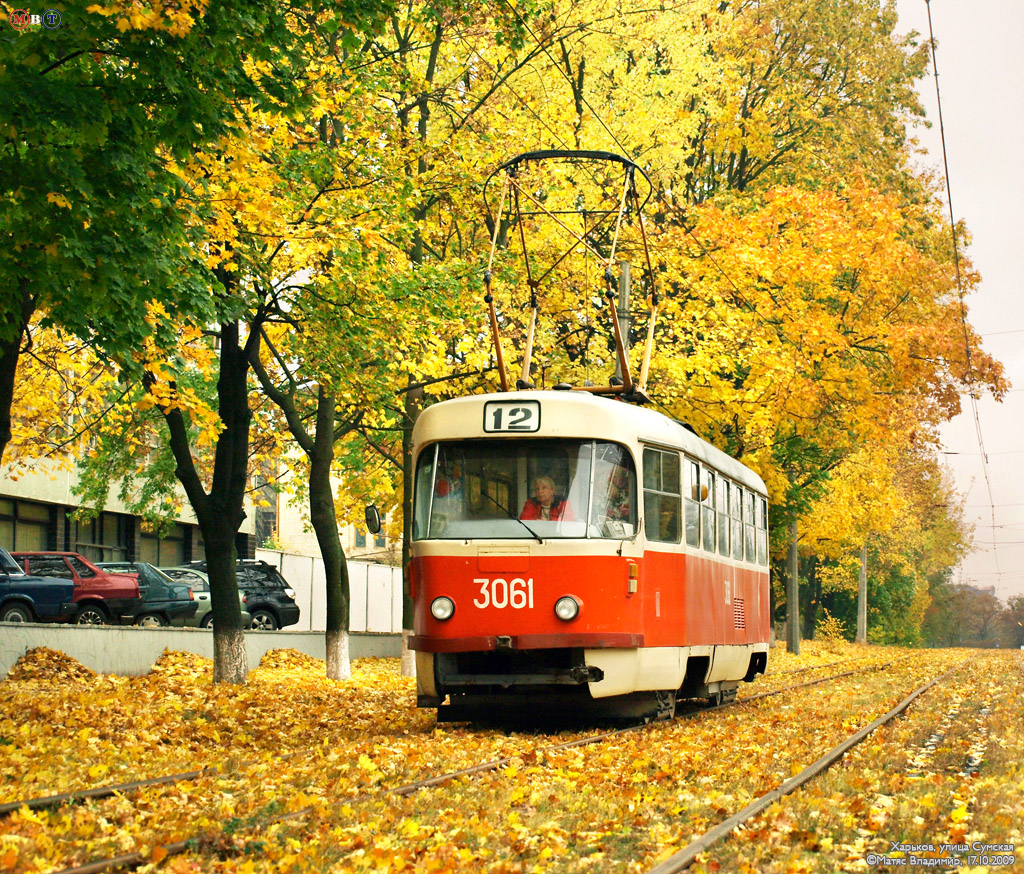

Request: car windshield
left=0, top=547, right=24, bottom=574
left=413, top=439, right=637, bottom=540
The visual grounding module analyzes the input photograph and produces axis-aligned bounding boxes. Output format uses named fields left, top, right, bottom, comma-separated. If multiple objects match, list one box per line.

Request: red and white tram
left=409, top=389, right=770, bottom=721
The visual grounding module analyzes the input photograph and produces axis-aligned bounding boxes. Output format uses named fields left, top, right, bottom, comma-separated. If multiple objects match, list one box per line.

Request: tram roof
left=414, top=390, right=767, bottom=495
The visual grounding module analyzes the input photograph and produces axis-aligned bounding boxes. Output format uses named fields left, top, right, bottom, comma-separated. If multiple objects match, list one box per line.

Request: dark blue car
left=96, top=562, right=197, bottom=627
left=0, top=546, right=78, bottom=623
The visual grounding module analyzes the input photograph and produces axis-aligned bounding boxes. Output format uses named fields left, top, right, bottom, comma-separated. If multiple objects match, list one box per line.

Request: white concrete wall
left=255, top=549, right=403, bottom=633
left=0, top=623, right=402, bottom=677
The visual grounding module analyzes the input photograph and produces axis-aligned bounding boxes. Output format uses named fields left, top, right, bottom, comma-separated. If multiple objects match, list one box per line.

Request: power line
left=499, top=0, right=632, bottom=159
left=925, top=0, right=1002, bottom=587
left=493, top=0, right=786, bottom=348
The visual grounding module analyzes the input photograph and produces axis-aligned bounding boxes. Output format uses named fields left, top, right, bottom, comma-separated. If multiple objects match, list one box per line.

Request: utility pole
left=787, top=518, right=800, bottom=654
left=613, top=261, right=630, bottom=381
left=856, top=542, right=868, bottom=644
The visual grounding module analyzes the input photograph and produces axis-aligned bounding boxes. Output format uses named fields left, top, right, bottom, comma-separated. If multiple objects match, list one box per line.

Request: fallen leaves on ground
left=1, top=643, right=1020, bottom=873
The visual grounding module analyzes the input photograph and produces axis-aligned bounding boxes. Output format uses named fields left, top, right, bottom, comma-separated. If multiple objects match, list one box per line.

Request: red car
left=11, top=552, right=142, bottom=625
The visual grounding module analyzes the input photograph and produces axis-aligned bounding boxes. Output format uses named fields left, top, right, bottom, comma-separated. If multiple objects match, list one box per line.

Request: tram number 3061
left=473, top=577, right=535, bottom=609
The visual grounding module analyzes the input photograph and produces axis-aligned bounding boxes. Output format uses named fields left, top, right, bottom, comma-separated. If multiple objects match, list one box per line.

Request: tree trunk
left=309, top=388, right=350, bottom=680
left=786, top=518, right=800, bottom=655
left=162, top=316, right=253, bottom=683
left=205, top=531, right=247, bottom=683
left=326, top=627, right=350, bottom=681
left=0, top=280, right=34, bottom=466
left=213, top=625, right=248, bottom=684
left=856, top=542, right=868, bottom=644
left=397, top=380, right=417, bottom=679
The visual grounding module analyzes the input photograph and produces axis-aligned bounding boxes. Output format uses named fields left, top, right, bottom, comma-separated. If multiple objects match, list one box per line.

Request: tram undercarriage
left=418, top=645, right=767, bottom=723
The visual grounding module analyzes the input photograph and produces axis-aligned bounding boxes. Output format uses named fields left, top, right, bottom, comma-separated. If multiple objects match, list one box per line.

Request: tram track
left=650, top=652, right=1024, bottom=872
left=3, top=660, right=890, bottom=820
left=22, top=660, right=902, bottom=874
left=762, top=655, right=869, bottom=677
left=646, top=658, right=972, bottom=873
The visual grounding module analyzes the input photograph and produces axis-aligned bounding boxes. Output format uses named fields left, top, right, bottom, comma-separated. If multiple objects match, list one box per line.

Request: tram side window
left=731, top=486, right=744, bottom=561
left=756, top=497, right=769, bottom=566
left=591, top=443, right=638, bottom=538
left=701, top=468, right=715, bottom=552
left=642, top=448, right=681, bottom=543
left=716, top=478, right=730, bottom=557
left=745, top=490, right=756, bottom=563
left=684, top=461, right=701, bottom=547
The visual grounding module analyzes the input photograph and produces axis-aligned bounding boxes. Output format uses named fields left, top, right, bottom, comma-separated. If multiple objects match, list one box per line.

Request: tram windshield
left=413, top=440, right=637, bottom=540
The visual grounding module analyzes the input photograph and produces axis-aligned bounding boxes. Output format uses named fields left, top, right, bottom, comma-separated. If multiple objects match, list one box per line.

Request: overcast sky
left=896, top=0, right=1024, bottom=600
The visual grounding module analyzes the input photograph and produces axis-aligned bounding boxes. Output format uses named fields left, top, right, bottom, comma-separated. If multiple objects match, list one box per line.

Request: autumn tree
left=11, top=0, right=403, bottom=683
left=1003, top=596, right=1024, bottom=649
left=678, top=0, right=931, bottom=202
left=0, top=0, right=348, bottom=465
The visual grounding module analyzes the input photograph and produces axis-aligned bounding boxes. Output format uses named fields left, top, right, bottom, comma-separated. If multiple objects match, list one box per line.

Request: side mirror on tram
left=365, top=505, right=382, bottom=535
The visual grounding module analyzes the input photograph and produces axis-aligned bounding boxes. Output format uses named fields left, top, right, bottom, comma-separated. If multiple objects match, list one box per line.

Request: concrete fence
left=1, top=550, right=406, bottom=678
left=0, top=624, right=402, bottom=678
left=254, top=549, right=403, bottom=633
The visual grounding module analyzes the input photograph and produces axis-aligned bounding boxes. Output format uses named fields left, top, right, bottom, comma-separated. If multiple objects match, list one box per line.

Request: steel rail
left=764, top=656, right=868, bottom=677
left=0, top=751, right=303, bottom=818
left=737, top=663, right=890, bottom=705
left=42, top=662, right=897, bottom=874
left=6, top=660, right=889, bottom=820
left=646, top=659, right=971, bottom=874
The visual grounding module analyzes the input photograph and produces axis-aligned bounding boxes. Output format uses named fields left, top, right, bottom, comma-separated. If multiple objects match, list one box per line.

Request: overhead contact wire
left=924, top=0, right=1002, bottom=588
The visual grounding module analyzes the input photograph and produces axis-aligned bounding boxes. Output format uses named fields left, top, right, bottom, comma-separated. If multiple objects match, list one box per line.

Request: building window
left=0, top=498, right=52, bottom=552
left=141, top=523, right=186, bottom=566
left=71, top=512, right=129, bottom=562
left=355, top=529, right=366, bottom=548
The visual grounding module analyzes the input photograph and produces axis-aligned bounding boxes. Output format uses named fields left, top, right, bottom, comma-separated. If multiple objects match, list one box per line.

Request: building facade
left=0, top=462, right=256, bottom=563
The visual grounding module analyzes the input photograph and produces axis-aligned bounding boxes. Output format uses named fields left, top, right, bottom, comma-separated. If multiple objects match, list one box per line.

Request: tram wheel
left=652, top=690, right=677, bottom=721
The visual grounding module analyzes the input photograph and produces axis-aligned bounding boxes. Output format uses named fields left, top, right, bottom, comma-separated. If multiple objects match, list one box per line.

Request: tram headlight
left=554, top=596, right=580, bottom=622
left=430, top=596, right=455, bottom=621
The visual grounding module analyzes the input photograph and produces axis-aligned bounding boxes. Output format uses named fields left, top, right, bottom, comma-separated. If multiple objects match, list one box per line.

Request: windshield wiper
left=479, top=489, right=543, bottom=543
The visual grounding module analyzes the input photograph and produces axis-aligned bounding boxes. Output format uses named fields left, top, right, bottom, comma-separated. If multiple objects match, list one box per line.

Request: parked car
left=11, top=551, right=142, bottom=625
left=96, top=562, right=198, bottom=627
left=158, top=566, right=252, bottom=628
left=187, top=559, right=300, bottom=630
left=0, top=546, right=79, bottom=623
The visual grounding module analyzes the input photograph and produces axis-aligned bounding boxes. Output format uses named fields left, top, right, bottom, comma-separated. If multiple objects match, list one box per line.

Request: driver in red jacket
left=520, top=475, right=574, bottom=521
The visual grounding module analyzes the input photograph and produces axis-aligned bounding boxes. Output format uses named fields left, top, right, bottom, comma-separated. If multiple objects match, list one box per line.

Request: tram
left=408, top=389, right=770, bottom=721
left=407, top=150, right=769, bottom=719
